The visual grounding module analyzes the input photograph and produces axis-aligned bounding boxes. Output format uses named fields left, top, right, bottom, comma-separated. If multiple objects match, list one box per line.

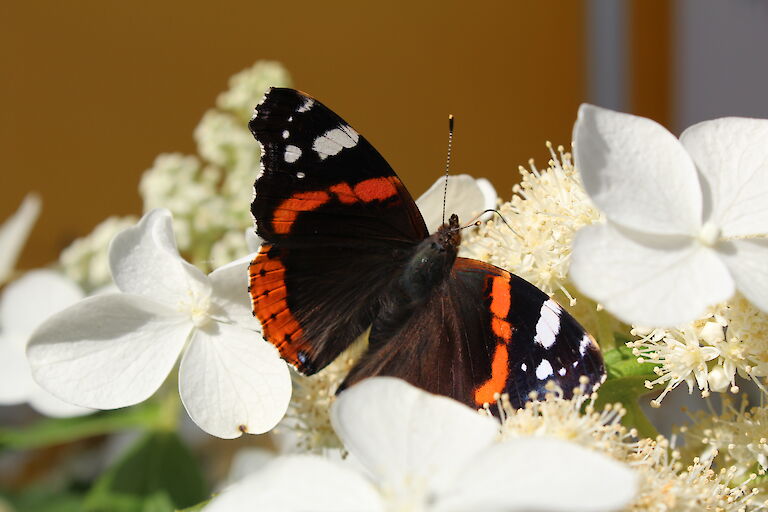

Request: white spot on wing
left=284, top=145, right=302, bottom=163
left=521, top=363, right=527, bottom=371
left=579, top=334, right=591, bottom=355
left=558, top=367, right=566, bottom=376
left=312, top=125, right=359, bottom=160
left=297, top=98, right=314, bottom=112
left=282, top=130, right=289, bottom=139
left=536, top=360, right=553, bottom=380
left=534, top=299, right=561, bottom=349
left=296, top=172, right=305, bottom=179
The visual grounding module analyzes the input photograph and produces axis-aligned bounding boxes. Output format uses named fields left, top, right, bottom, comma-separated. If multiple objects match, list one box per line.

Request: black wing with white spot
left=249, top=88, right=428, bottom=246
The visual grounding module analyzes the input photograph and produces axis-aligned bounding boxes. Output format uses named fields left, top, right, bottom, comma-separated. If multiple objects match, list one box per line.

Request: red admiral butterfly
left=248, top=88, right=604, bottom=410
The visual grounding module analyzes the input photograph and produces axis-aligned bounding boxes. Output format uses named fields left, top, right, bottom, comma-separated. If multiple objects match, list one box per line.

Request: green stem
left=0, top=402, right=163, bottom=452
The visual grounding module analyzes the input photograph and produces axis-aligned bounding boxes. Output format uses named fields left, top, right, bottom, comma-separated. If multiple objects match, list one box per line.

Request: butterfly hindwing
left=340, top=258, right=605, bottom=408
left=249, top=88, right=428, bottom=374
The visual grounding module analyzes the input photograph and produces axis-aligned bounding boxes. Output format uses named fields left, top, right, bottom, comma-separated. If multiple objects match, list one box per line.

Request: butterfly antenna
left=442, top=114, right=454, bottom=224
left=461, top=209, right=524, bottom=240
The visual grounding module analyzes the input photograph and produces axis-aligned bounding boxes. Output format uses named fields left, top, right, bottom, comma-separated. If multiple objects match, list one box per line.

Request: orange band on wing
left=272, top=190, right=330, bottom=234
left=249, top=247, right=305, bottom=365
left=490, top=277, right=511, bottom=318
left=329, top=182, right=358, bottom=204
left=353, top=176, right=400, bottom=202
left=474, top=342, right=509, bottom=405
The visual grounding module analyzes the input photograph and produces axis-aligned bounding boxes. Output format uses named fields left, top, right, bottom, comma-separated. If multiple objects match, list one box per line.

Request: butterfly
left=247, top=88, right=605, bottom=410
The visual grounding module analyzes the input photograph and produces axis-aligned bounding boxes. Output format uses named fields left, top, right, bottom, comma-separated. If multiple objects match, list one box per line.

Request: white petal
left=109, top=209, right=210, bottom=306
left=331, top=377, right=498, bottom=494
left=0, top=193, right=41, bottom=284
left=416, top=175, right=497, bottom=233
left=178, top=322, right=290, bottom=438
left=0, top=338, right=34, bottom=404
left=208, top=255, right=261, bottom=331
left=28, top=381, right=93, bottom=417
left=27, top=294, right=189, bottom=409
left=0, top=269, right=83, bottom=338
left=225, top=448, right=275, bottom=486
left=717, top=239, right=768, bottom=313
left=574, top=104, right=701, bottom=235
left=680, top=117, right=768, bottom=238
left=570, top=223, right=734, bottom=327
left=437, top=437, right=637, bottom=512
left=205, top=455, right=383, bottom=512
left=245, top=228, right=262, bottom=253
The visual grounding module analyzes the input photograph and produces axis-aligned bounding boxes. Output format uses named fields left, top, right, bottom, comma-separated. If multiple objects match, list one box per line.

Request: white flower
left=0, top=270, right=91, bottom=417
left=0, top=193, right=41, bottom=285
left=207, top=378, right=638, bottom=512
left=415, top=174, right=497, bottom=233
left=27, top=209, right=291, bottom=438
left=570, top=105, right=768, bottom=327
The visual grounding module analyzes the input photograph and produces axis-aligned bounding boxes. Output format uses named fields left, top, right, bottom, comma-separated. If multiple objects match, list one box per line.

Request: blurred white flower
left=0, top=193, right=41, bottom=285
left=206, top=378, right=638, bottom=512
left=216, top=61, right=291, bottom=121
left=415, top=174, right=497, bottom=233
left=570, top=105, right=768, bottom=327
left=0, top=270, right=91, bottom=417
left=27, top=209, right=291, bottom=438
left=136, top=61, right=291, bottom=272
left=59, top=215, right=138, bottom=291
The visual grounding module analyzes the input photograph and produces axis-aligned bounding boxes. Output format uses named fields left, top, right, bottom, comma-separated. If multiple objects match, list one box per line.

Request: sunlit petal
left=27, top=294, right=189, bottom=409
left=109, top=209, right=209, bottom=306
left=437, top=437, right=638, bottom=512
left=574, top=104, right=701, bottom=235
left=570, top=223, right=734, bottom=326
left=331, top=377, right=498, bottom=495
left=208, top=255, right=261, bottom=331
left=717, top=238, right=768, bottom=313
left=179, top=322, right=290, bottom=438
left=681, top=117, right=768, bottom=238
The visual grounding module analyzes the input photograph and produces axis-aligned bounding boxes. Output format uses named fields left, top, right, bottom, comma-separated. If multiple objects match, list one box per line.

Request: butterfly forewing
left=248, top=88, right=428, bottom=374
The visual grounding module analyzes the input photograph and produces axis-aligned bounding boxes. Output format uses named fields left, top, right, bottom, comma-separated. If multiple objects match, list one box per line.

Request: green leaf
left=595, top=346, right=661, bottom=439
left=0, top=402, right=162, bottom=452
left=83, top=431, right=208, bottom=512
left=1, top=489, right=84, bottom=512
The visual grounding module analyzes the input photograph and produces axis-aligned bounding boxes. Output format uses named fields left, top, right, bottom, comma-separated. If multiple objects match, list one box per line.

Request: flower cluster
left=59, top=61, right=291, bottom=292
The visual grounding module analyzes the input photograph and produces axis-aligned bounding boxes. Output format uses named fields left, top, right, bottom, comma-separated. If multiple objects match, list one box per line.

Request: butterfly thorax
left=397, top=214, right=461, bottom=305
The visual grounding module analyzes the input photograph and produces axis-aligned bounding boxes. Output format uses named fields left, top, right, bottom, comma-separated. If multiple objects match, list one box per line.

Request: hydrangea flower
left=0, top=193, right=41, bottom=285
left=0, top=270, right=91, bottom=417
left=570, top=105, right=768, bottom=327
left=27, top=209, right=291, bottom=438
left=207, top=378, right=638, bottom=512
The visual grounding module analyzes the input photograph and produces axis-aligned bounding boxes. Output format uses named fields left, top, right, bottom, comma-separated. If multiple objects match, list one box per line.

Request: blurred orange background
left=2, top=1, right=672, bottom=269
